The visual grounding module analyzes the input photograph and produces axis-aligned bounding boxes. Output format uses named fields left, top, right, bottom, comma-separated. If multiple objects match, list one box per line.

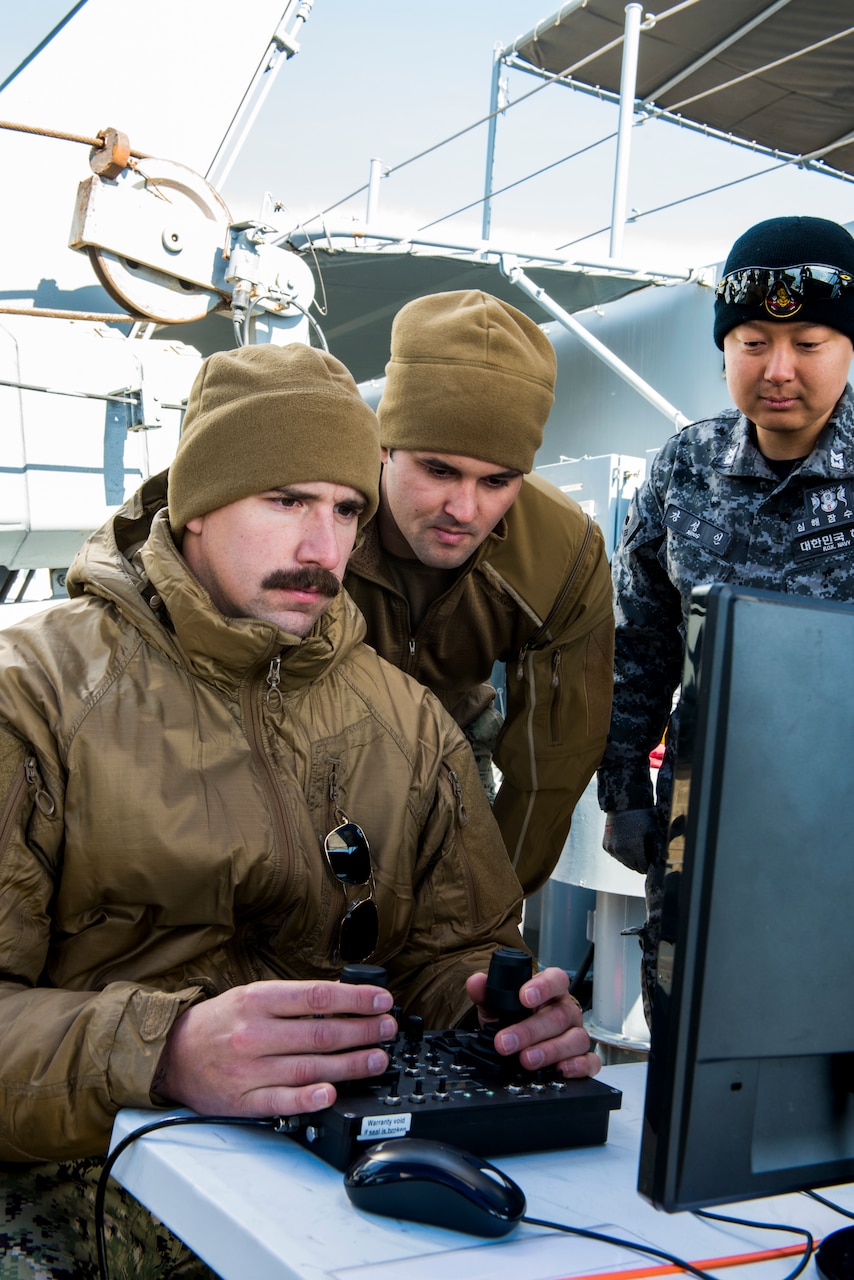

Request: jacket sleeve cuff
left=108, top=984, right=206, bottom=1109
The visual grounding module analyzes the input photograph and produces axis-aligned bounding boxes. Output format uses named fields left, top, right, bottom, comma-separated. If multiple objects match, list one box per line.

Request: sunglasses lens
left=339, top=898, right=379, bottom=963
left=325, top=822, right=371, bottom=884
left=717, top=265, right=852, bottom=307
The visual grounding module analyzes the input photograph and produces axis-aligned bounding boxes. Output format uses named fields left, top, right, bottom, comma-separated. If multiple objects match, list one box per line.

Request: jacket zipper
left=515, top=511, right=595, bottom=678
left=441, top=763, right=477, bottom=919
left=0, top=753, right=55, bottom=871
left=549, top=649, right=563, bottom=743
left=265, top=656, right=283, bottom=711
left=238, top=656, right=294, bottom=982
left=446, top=767, right=468, bottom=828
left=24, top=756, right=56, bottom=816
left=514, top=513, right=595, bottom=747
left=0, top=759, right=27, bottom=865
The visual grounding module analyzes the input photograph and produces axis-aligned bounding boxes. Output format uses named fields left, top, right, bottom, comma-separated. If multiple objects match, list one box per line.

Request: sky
left=1, top=1, right=853, bottom=277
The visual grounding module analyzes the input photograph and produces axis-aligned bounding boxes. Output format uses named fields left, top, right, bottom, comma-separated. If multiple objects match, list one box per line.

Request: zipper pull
left=408, top=638, right=416, bottom=658
left=551, top=648, right=562, bottom=689
left=448, top=769, right=468, bottom=828
left=327, top=758, right=348, bottom=827
left=24, top=755, right=56, bottom=817
left=516, top=645, right=528, bottom=681
left=264, top=656, right=283, bottom=711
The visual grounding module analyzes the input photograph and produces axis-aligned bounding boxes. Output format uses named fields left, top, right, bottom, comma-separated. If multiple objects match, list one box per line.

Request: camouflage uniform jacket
left=598, top=385, right=854, bottom=819
left=345, top=471, right=615, bottom=895
left=0, top=474, right=525, bottom=1163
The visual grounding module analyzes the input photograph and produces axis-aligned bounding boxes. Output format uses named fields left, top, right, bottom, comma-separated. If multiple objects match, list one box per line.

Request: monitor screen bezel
left=637, top=583, right=854, bottom=1213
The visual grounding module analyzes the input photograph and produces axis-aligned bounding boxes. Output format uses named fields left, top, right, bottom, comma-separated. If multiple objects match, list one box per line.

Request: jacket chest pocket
left=782, top=547, right=854, bottom=600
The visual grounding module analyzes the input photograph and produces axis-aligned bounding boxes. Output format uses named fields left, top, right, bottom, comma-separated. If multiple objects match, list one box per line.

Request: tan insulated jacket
left=0, top=475, right=525, bottom=1163
left=345, top=472, right=615, bottom=893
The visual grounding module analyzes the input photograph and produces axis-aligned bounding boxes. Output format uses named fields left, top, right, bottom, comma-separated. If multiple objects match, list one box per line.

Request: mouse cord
left=693, top=1209, right=814, bottom=1280
left=804, top=1190, right=854, bottom=1221
left=521, top=1208, right=814, bottom=1280
left=95, top=1114, right=276, bottom=1280
left=522, top=1216, right=719, bottom=1280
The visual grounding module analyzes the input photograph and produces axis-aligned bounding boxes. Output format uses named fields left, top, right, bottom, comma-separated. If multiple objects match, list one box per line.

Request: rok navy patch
left=664, top=506, right=732, bottom=556
left=793, top=483, right=854, bottom=536
left=792, top=525, right=854, bottom=562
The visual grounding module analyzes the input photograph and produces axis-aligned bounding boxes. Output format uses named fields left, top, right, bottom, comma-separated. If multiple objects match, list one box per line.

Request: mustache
left=261, top=567, right=342, bottom=597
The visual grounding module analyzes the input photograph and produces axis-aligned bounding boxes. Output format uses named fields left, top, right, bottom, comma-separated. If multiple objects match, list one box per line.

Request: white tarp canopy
left=505, top=0, right=854, bottom=177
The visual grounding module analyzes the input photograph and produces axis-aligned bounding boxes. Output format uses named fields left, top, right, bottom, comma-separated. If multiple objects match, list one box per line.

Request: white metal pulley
left=70, top=156, right=232, bottom=323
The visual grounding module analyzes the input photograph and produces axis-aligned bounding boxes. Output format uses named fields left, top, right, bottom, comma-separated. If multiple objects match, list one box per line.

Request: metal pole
left=481, top=43, right=503, bottom=242
left=502, top=257, right=691, bottom=430
left=366, top=158, right=383, bottom=225
left=609, top=2, right=643, bottom=261
left=206, top=1, right=314, bottom=190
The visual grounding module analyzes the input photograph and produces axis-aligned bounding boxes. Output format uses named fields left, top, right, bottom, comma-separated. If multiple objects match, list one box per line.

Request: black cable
left=521, top=1216, right=719, bottom=1280
left=694, top=1208, right=815, bottom=1280
left=523, top=1205, right=817, bottom=1280
left=804, top=1190, right=854, bottom=1221
left=569, top=942, right=594, bottom=998
left=95, top=1114, right=275, bottom=1280
left=95, top=1120, right=822, bottom=1280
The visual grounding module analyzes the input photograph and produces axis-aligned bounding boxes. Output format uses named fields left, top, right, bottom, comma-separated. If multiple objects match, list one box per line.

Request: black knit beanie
left=713, top=216, right=854, bottom=349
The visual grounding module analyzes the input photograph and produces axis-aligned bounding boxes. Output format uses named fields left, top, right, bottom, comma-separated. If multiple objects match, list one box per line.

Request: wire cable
left=523, top=1204, right=816, bottom=1280
left=694, top=1208, right=815, bottom=1280
left=555, top=159, right=790, bottom=251
left=521, top=1215, right=720, bottom=1280
left=805, top=1190, right=854, bottom=1221
left=95, top=1114, right=275, bottom=1280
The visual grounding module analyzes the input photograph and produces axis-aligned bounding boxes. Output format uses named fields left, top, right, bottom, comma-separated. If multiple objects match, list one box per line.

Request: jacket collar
left=68, top=475, right=365, bottom=697
left=713, top=384, right=854, bottom=479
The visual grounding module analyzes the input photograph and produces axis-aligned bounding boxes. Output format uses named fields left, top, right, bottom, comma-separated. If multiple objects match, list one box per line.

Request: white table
left=110, top=1064, right=854, bottom=1280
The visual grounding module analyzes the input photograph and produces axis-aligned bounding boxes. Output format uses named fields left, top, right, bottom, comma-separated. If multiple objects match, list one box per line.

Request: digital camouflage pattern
left=462, top=703, right=505, bottom=805
left=0, top=1160, right=218, bottom=1279
left=598, top=385, right=854, bottom=1016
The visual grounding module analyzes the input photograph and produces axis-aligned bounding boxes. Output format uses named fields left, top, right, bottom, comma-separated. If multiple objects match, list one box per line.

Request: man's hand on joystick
left=466, top=948, right=601, bottom=1079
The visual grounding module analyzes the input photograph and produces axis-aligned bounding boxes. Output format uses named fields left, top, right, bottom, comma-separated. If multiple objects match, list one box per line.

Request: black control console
left=281, top=950, right=622, bottom=1172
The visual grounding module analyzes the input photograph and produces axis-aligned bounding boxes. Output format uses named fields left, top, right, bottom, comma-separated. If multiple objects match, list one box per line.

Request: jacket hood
left=65, top=470, right=366, bottom=695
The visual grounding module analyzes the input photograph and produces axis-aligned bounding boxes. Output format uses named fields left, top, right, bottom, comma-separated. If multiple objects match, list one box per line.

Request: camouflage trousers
left=0, top=1159, right=220, bottom=1280
left=462, top=704, right=504, bottom=806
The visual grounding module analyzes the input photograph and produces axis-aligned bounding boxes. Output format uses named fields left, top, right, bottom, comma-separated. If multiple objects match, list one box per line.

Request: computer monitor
left=638, top=583, right=854, bottom=1221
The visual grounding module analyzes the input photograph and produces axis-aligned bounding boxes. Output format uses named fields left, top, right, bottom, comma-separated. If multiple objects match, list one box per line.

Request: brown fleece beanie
left=168, top=344, right=380, bottom=537
left=378, top=290, right=556, bottom=473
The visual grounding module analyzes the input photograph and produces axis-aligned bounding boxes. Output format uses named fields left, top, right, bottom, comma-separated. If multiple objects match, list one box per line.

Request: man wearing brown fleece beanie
left=0, top=340, right=600, bottom=1277
left=345, top=290, right=615, bottom=898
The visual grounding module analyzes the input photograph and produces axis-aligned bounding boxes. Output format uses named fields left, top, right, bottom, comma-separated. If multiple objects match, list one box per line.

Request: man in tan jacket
left=345, top=290, right=615, bottom=894
left=0, top=343, right=596, bottom=1278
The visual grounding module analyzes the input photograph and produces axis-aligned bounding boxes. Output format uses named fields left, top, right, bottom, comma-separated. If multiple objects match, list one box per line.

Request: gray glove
left=602, top=808, right=661, bottom=875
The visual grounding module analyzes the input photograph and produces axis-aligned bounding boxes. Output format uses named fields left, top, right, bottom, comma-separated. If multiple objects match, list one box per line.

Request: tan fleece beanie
left=168, top=344, right=380, bottom=537
left=378, top=290, right=556, bottom=473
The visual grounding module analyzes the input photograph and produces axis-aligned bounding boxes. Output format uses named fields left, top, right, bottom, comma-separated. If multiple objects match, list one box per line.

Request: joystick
left=484, top=946, right=533, bottom=1028
left=336, top=962, right=398, bottom=1094
left=339, top=963, right=389, bottom=988
left=461, top=946, right=534, bottom=1076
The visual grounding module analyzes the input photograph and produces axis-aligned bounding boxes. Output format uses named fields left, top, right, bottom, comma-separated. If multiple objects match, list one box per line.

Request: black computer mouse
left=344, top=1137, right=526, bottom=1237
